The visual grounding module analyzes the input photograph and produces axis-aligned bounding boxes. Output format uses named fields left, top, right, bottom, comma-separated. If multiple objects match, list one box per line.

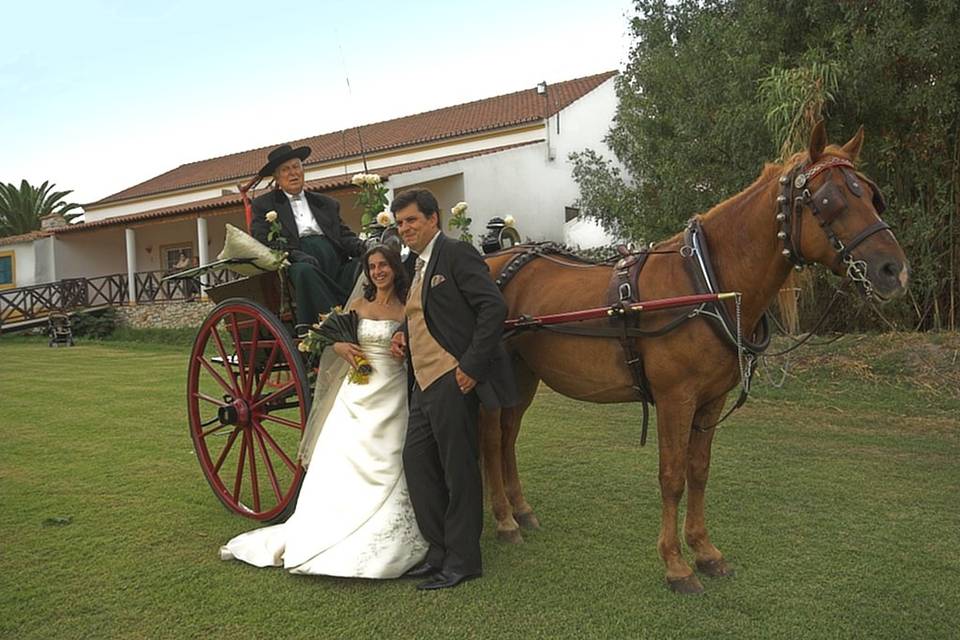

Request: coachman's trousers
left=288, top=234, right=357, bottom=326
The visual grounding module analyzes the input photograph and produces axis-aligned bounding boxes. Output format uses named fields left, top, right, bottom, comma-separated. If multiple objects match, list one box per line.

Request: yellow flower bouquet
left=298, top=307, right=373, bottom=384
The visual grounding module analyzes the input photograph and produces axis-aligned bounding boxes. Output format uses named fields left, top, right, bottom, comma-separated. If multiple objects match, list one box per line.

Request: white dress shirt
left=284, top=190, right=323, bottom=237
left=415, top=230, right=442, bottom=276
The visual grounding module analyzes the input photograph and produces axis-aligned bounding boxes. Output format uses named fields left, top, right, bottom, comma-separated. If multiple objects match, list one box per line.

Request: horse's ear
left=841, top=126, right=865, bottom=162
left=808, top=120, right=827, bottom=162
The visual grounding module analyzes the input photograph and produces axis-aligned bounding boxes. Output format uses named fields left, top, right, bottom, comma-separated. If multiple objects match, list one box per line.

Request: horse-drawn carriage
left=177, top=123, right=907, bottom=593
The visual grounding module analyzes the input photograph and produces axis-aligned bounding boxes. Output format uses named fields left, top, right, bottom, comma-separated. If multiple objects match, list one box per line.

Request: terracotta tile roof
left=0, top=230, right=52, bottom=246
left=92, top=71, right=615, bottom=207
left=57, top=141, right=543, bottom=235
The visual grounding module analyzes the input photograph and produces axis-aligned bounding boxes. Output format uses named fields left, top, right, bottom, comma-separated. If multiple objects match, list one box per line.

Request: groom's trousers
left=403, top=370, right=482, bottom=575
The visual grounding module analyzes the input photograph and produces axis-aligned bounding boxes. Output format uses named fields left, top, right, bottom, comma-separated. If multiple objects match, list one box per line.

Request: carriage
left=176, top=123, right=906, bottom=593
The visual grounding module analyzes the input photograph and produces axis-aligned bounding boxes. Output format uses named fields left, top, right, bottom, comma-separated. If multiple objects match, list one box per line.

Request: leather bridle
left=777, top=155, right=892, bottom=298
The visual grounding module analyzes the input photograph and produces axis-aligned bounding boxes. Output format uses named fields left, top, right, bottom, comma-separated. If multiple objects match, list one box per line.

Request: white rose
left=265, top=210, right=278, bottom=223
left=503, top=215, right=515, bottom=227
left=297, top=341, right=310, bottom=353
left=377, top=210, right=395, bottom=226
left=351, top=173, right=365, bottom=186
left=365, top=174, right=382, bottom=185
left=452, top=201, right=468, bottom=216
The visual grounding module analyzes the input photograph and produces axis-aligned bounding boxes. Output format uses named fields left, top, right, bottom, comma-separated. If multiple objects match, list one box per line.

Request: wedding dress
left=220, top=319, right=428, bottom=578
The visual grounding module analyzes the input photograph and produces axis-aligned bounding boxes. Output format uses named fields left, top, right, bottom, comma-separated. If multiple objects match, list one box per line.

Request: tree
left=0, top=180, right=83, bottom=236
left=572, top=0, right=960, bottom=330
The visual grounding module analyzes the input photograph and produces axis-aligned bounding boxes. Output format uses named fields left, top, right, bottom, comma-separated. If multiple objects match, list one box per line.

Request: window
left=564, top=206, right=580, bottom=223
left=0, top=252, right=14, bottom=289
left=161, top=243, right=194, bottom=272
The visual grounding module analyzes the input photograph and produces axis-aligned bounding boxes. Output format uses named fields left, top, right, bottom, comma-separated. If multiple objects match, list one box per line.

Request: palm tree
left=0, top=180, right=83, bottom=237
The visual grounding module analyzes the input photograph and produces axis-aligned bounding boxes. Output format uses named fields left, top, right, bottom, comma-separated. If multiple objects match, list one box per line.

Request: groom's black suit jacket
left=250, top=189, right=364, bottom=262
left=408, top=233, right=517, bottom=410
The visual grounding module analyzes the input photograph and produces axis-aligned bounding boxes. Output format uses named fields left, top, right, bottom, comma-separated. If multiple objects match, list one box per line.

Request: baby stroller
left=47, top=312, right=74, bottom=347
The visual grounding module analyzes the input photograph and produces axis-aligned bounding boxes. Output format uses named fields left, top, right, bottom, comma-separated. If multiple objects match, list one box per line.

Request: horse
left=479, top=122, right=909, bottom=594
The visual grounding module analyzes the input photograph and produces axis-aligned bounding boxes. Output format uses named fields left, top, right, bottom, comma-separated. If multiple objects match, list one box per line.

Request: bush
left=70, top=307, right=119, bottom=339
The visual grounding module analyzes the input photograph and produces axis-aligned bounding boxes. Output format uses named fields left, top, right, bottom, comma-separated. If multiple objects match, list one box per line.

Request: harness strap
left=684, top=220, right=771, bottom=356
left=837, top=220, right=892, bottom=264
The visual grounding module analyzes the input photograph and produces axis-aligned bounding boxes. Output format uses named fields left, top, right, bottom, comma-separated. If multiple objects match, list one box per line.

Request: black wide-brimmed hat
left=258, top=144, right=311, bottom=178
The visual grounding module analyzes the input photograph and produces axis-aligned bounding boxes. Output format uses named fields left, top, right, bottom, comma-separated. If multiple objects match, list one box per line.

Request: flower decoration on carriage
left=376, top=210, right=395, bottom=227
left=503, top=215, right=515, bottom=227
left=298, top=307, right=373, bottom=384
left=448, top=201, right=473, bottom=243
left=352, top=173, right=389, bottom=233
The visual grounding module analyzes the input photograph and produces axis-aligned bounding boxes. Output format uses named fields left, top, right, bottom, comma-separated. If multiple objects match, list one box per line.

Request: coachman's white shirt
left=283, top=190, right=324, bottom=237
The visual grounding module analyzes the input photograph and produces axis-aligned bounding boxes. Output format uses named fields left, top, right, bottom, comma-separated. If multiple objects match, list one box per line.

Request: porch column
left=125, top=227, right=137, bottom=304
left=196, top=217, right=210, bottom=292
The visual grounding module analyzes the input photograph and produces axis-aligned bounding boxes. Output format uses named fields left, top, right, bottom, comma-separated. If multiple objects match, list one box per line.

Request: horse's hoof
left=666, top=574, right=705, bottom=595
left=696, top=558, right=735, bottom=578
left=496, top=528, right=524, bottom=544
left=515, top=511, right=541, bottom=530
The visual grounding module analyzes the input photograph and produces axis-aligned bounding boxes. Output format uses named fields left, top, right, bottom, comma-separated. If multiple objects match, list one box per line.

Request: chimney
left=40, top=213, right=68, bottom=230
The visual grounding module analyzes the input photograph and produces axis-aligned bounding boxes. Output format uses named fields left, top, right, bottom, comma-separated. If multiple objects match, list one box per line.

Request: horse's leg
left=655, top=398, right=704, bottom=594
left=685, top=397, right=735, bottom=578
left=502, top=360, right=541, bottom=530
left=480, top=407, right=522, bottom=543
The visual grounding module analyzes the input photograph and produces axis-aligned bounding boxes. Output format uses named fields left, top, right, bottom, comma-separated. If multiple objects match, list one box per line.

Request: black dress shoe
left=416, top=571, right=481, bottom=591
left=403, top=561, right=441, bottom=578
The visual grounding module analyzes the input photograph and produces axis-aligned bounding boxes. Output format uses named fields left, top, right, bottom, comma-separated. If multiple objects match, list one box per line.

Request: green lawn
left=1, top=334, right=958, bottom=639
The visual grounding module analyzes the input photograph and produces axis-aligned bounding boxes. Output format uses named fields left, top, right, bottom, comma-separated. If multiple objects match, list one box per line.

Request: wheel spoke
left=254, top=343, right=281, bottom=398
left=227, top=313, right=250, bottom=396
left=259, top=413, right=303, bottom=430
left=245, top=319, right=261, bottom=398
left=197, top=356, right=235, bottom=396
left=253, top=428, right=283, bottom=502
left=210, top=324, right=241, bottom=393
left=246, top=429, right=261, bottom=512
left=213, top=428, right=240, bottom=473
left=253, top=420, right=296, bottom=472
left=193, top=391, right=227, bottom=408
left=233, top=430, right=248, bottom=503
left=201, top=422, right=229, bottom=438
left=250, top=380, right=296, bottom=412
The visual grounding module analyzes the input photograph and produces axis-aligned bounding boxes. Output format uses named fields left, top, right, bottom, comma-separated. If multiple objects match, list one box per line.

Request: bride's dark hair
left=361, top=244, right=409, bottom=303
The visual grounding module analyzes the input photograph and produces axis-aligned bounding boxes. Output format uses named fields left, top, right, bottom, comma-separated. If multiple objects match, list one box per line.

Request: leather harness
left=493, top=154, right=890, bottom=444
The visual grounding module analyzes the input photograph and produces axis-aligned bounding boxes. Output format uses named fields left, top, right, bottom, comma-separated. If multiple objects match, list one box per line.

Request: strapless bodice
left=357, top=318, right=401, bottom=350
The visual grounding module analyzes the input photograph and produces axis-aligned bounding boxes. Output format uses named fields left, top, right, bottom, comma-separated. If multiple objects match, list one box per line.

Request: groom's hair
left=390, top=189, right=441, bottom=223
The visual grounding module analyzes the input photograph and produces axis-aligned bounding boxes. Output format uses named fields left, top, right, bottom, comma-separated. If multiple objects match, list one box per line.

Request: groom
left=390, top=189, right=516, bottom=591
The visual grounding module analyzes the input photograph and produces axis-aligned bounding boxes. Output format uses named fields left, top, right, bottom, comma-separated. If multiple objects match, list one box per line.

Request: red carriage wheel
left=188, top=299, right=310, bottom=522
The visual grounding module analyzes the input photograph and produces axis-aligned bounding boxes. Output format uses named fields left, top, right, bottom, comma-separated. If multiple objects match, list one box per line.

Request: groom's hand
left=390, top=331, right=406, bottom=359
left=455, top=367, right=477, bottom=394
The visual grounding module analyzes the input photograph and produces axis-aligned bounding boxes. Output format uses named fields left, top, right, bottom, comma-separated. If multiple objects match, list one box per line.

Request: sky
left=0, top=0, right=634, bottom=207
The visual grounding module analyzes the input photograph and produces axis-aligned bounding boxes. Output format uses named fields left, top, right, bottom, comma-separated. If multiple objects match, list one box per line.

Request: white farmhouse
left=1, top=71, right=618, bottom=303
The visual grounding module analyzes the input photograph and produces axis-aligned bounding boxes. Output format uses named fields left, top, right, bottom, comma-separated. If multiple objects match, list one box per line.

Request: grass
left=1, top=333, right=958, bottom=639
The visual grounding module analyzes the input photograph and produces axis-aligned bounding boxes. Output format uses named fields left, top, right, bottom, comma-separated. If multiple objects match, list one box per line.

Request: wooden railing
left=0, top=269, right=242, bottom=328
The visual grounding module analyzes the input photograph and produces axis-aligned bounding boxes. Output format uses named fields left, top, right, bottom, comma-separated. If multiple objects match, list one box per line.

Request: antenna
left=336, top=36, right=370, bottom=174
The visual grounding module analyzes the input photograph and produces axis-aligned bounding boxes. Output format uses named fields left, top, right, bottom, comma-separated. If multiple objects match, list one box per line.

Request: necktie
left=413, top=257, right=425, bottom=287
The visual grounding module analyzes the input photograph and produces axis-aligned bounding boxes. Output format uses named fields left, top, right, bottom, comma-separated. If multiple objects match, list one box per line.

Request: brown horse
left=480, top=123, right=908, bottom=594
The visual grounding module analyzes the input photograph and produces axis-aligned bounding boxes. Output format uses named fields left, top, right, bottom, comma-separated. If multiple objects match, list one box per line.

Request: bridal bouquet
left=298, top=307, right=373, bottom=384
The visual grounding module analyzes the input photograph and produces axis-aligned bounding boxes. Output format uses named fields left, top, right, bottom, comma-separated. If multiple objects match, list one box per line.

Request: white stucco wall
left=1, top=241, right=36, bottom=288
left=385, top=78, right=620, bottom=248
left=54, top=228, right=128, bottom=279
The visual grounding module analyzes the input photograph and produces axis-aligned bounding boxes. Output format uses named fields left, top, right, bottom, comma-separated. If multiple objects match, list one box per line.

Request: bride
left=220, top=245, right=428, bottom=578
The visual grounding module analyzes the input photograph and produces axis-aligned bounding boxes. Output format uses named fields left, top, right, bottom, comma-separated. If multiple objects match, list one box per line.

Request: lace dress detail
left=220, top=317, right=427, bottom=578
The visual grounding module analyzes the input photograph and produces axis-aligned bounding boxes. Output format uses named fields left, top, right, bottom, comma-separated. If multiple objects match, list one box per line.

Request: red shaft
left=504, top=292, right=737, bottom=329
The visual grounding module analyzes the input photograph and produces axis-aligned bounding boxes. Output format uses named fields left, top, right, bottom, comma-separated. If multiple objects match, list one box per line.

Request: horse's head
left=778, top=122, right=908, bottom=301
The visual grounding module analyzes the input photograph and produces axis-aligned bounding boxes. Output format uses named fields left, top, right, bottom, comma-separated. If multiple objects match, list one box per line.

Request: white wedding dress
left=220, top=319, right=428, bottom=578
